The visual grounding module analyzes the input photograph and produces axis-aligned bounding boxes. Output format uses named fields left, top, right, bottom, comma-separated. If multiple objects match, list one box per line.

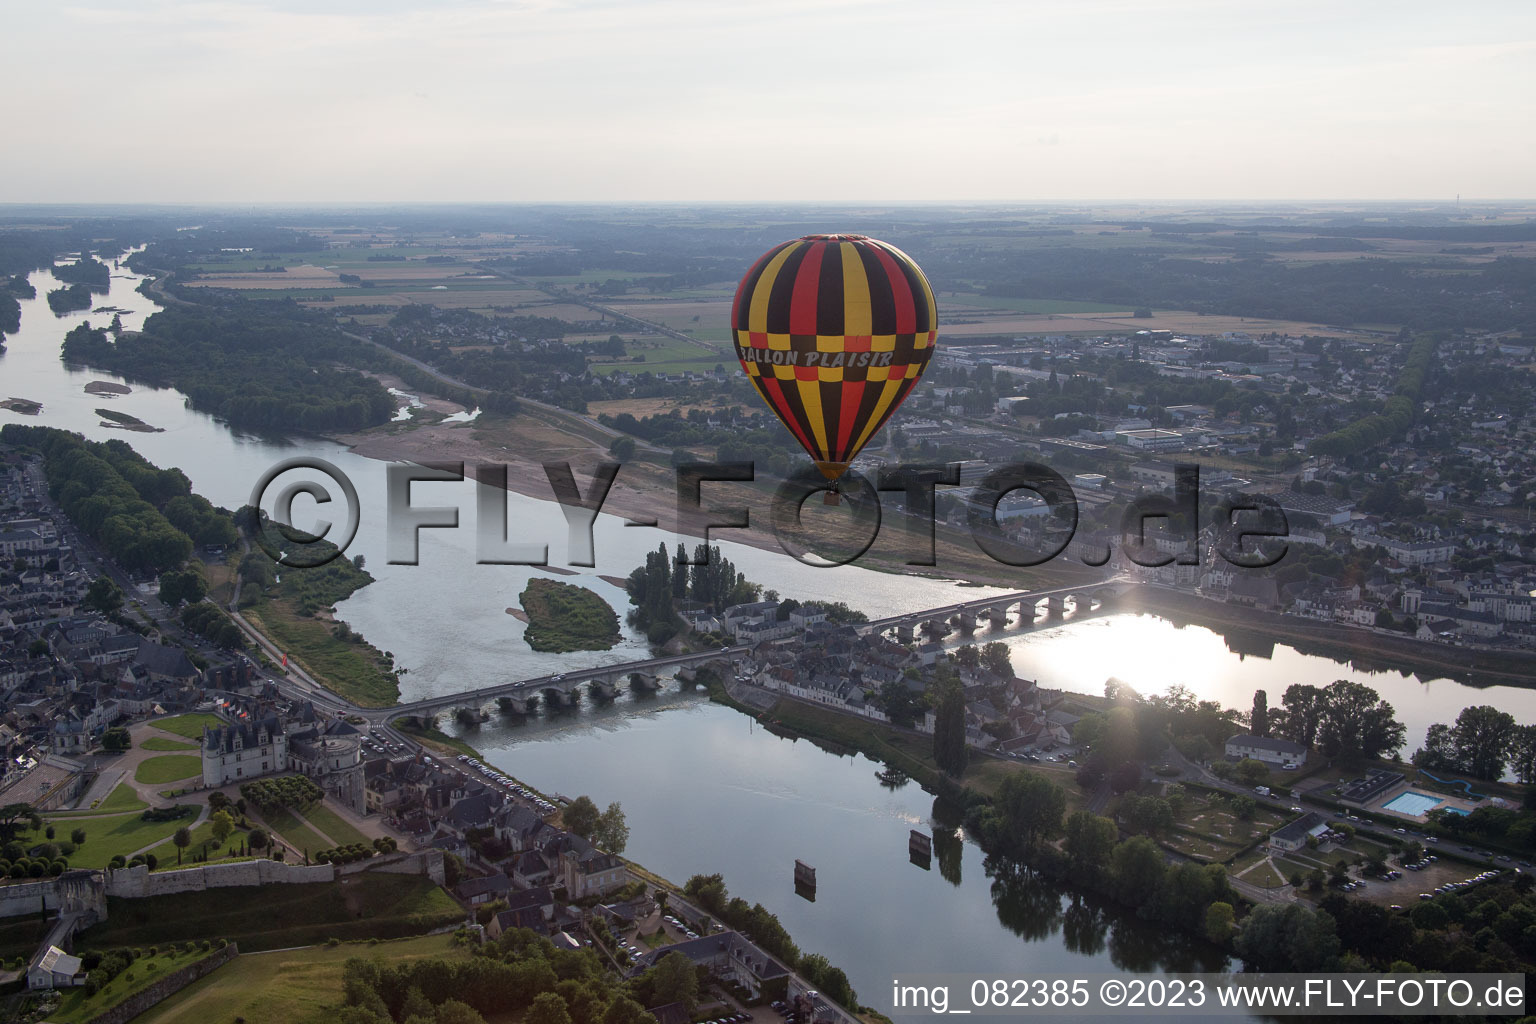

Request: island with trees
left=47, top=283, right=95, bottom=314
left=519, top=579, right=621, bottom=653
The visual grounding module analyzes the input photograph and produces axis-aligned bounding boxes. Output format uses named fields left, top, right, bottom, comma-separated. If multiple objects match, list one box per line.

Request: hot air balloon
left=731, top=234, right=938, bottom=489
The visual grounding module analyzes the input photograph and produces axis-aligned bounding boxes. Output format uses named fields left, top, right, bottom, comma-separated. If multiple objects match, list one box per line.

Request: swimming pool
left=1384, top=791, right=1444, bottom=816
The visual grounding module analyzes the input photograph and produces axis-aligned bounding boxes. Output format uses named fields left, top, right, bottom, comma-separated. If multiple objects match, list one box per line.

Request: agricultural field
left=587, top=334, right=728, bottom=376
left=606, top=299, right=732, bottom=342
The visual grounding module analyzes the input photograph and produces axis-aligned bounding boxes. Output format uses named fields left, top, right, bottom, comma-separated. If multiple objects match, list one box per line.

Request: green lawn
left=79, top=875, right=463, bottom=953
left=1242, top=861, right=1289, bottom=889
left=141, top=736, right=198, bottom=751
left=51, top=946, right=218, bottom=1023
left=135, top=755, right=203, bottom=785
left=260, top=806, right=334, bottom=856
left=299, top=801, right=371, bottom=848
left=143, top=819, right=254, bottom=868
left=49, top=781, right=147, bottom=816
left=136, top=934, right=466, bottom=1024
left=151, top=713, right=225, bottom=740
left=17, top=809, right=196, bottom=869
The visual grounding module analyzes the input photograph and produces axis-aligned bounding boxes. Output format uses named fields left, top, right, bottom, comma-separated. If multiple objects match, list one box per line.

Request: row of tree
left=3, top=424, right=196, bottom=571
left=683, top=873, right=857, bottom=1011
left=1310, top=334, right=1437, bottom=456
left=1415, top=705, right=1536, bottom=782
left=340, top=926, right=678, bottom=1024
left=1257, top=680, right=1406, bottom=761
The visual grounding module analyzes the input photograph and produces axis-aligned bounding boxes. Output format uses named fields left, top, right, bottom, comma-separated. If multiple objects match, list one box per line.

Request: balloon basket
left=823, top=490, right=841, bottom=507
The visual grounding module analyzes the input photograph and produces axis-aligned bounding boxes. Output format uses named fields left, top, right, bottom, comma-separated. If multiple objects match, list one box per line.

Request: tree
left=994, top=772, right=1065, bottom=850
left=932, top=678, right=968, bottom=778
left=608, top=436, right=636, bottom=462
left=1121, top=794, right=1174, bottom=836
left=83, top=576, right=124, bottom=614
left=563, top=796, right=600, bottom=838
left=684, top=874, right=727, bottom=915
left=248, top=828, right=269, bottom=851
left=71, top=827, right=86, bottom=846
left=601, top=998, right=657, bottom=1024
left=981, top=641, right=1014, bottom=677
left=1510, top=725, right=1536, bottom=785
left=1234, top=903, right=1340, bottom=971
left=1449, top=705, right=1518, bottom=781
left=101, top=727, right=131, bottom=753
left=157, top=568, right=207, bottom=607
left=1315, top=680, right=1405, bottom=761
left=210, top=809, right=235, bottom=847
left=434, top=1002, right=486, bottom=1024
left=1250, top=690, right=1269, bottom=738
left=646, top=951, right=699, bottom=1011
left=1109, top=836, right=1166, bottom=908
left=1063, top=811, right=1117, bottom=878
left=1205, top=901, right=1236, bottom=943
left=0, top=804, right=40, bottom=843
left=1233, top=759, right=1270, bottom=787
left=594, top=802, right=628, bottom=854
left=1413, top=723, right=1457, bottom=772
left=1275, top=683, right=1325, bottom=748
left=173, top=826, right=192, bottom=865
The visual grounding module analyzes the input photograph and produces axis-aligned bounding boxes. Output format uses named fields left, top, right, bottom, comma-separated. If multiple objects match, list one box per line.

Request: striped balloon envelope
left=730, top=234, right=938, bottom=483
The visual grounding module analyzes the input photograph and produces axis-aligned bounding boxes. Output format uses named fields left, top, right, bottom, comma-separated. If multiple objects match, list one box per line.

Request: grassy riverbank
left=243, top=601, right=400, bottom=706
left=395, top=719, right=482, bottom=759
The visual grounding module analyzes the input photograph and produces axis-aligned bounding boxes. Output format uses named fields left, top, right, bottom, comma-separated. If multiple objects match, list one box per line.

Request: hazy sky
left=5, top=0, right=1533, bottom=203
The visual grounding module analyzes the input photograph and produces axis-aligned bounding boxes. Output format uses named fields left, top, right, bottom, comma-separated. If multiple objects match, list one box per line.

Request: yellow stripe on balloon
left=748, top=242, right=802, bottom=335
left=850, top=377, right=905, bottom=456
left=840, top=242, right=872, bottom=337
left=797, top=378, right=830, bottom=459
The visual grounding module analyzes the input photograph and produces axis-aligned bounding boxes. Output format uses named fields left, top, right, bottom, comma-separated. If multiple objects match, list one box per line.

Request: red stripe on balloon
left=787, top=240, right=824, bottom=336
left=835, top=380, right=865, bottom=459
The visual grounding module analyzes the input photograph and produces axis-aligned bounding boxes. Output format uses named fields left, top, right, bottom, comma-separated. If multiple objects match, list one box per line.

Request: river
left=5, top=255, right=1533, bottom=1018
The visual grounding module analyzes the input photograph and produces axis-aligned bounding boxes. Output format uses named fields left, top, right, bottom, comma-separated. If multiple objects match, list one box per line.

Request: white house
left=1225, top=733, right=1307, bottom=766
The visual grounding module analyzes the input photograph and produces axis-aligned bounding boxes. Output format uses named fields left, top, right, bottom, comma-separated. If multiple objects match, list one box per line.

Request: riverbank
left=1127, top=586, right=1536, bottom=689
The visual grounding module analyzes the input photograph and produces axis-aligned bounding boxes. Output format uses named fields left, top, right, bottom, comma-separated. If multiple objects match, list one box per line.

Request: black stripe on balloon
left=857, top=243, right=897, bottom=335
left=784, top=378, right=826, bottom=461
left=820, top=379, right=842, bottom=462
left=763, top=242, right=811, bottom=335
left=816, top=241, right=845, bottom=337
